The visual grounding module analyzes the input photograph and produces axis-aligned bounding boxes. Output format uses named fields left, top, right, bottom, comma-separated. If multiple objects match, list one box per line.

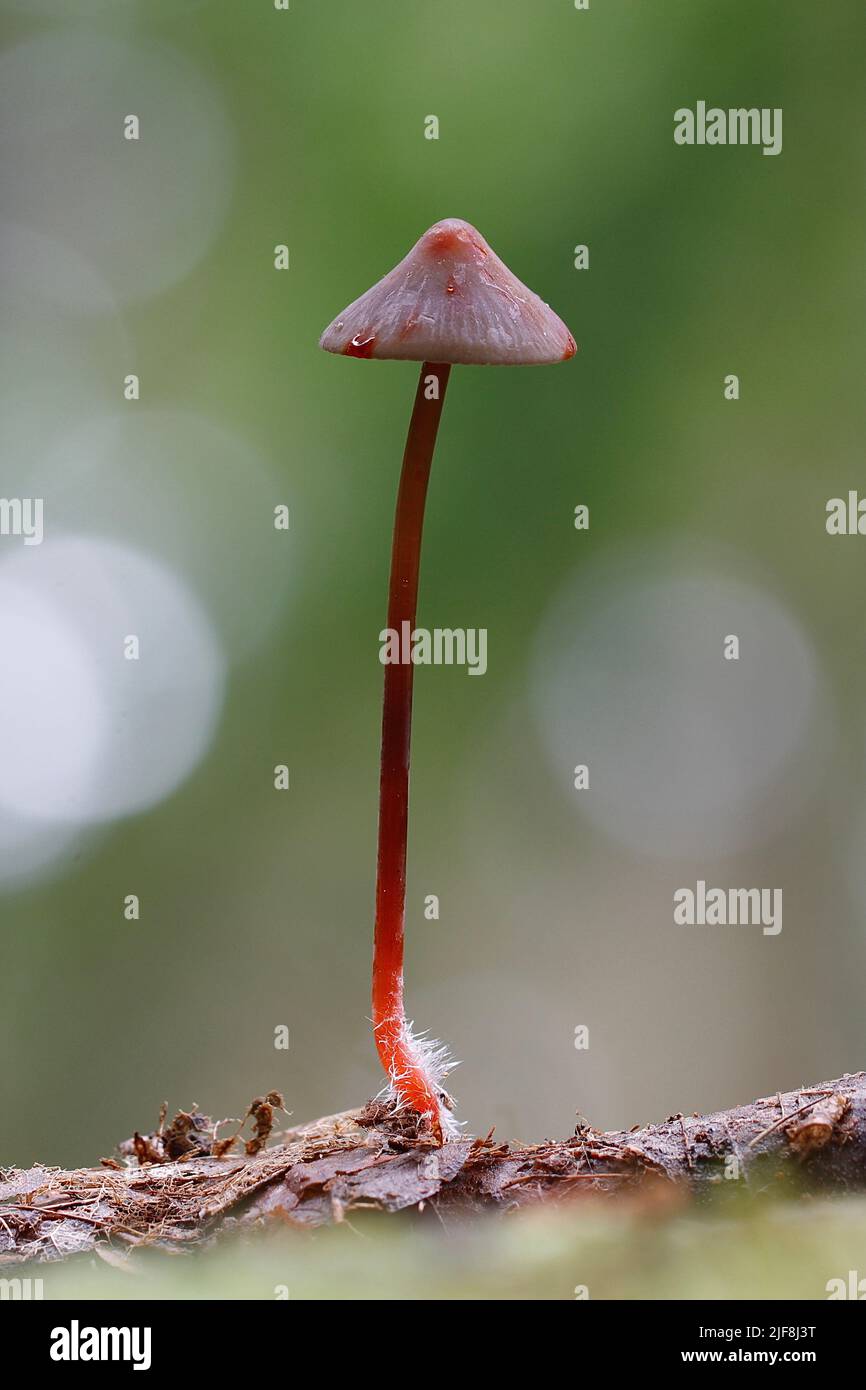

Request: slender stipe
left=372, top=362, right=451, bottom=1139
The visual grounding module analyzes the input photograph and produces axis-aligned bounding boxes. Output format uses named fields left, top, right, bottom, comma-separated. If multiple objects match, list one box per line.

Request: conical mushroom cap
left=319, top=219, right=576, bottom=366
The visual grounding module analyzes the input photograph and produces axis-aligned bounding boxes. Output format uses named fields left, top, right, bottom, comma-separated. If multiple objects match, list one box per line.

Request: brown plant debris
left=2, top=1073, right=865, bottom=1266
left=111, top=1093, right=289, bottom=1167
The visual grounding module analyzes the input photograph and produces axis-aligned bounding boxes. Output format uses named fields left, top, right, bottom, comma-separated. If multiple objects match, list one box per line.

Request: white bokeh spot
left=0, top=536, right=226, bottom=832
left=0, top=32, right=236, bottom=304
left=35, top=411, right=293, bottom=659
left=531, top=544, right=827, bottom=857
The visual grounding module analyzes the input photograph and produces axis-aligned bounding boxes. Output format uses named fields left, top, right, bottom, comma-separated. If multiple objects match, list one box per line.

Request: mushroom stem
left=372, top=361, right=451, bottom=1140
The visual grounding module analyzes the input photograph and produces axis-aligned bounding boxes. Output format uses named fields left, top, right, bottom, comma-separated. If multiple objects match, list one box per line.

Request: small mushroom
left=320, top=219, right=575, bottom=1142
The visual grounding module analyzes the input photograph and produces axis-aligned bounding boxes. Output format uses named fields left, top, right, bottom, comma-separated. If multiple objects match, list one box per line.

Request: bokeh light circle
left=0, top=536, right=226, bottom=826
left=0, top=221, right=130, bottom=479
left=35, top=411, right=293, bottom=659
left=531, top=545, right=826, bottom=857
left=0, top=33, right=236, bottom=303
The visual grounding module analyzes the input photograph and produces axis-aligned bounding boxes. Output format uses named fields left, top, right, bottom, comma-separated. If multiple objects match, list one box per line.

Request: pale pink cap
left=319, top=219, right=576, bottom=366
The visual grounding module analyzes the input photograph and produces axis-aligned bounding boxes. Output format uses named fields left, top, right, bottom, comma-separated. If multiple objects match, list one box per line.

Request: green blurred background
left=1, top=0, right=864, bottom=1225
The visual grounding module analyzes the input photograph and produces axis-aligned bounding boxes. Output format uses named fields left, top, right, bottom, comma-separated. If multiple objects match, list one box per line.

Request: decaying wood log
left=2, top=1072, right=865, bottom=1266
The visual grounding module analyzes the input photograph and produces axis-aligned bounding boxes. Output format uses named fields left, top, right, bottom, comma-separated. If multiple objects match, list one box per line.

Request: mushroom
left=320, top=218, right=576, bottom=1141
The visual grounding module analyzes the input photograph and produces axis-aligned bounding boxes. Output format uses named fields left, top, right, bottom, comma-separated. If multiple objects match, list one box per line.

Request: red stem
left=372, top=361, right=451, bottom=1135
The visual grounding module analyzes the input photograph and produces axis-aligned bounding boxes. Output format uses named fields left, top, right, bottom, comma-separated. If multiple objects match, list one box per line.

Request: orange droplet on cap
left=344, top=333, right=377, bottom=358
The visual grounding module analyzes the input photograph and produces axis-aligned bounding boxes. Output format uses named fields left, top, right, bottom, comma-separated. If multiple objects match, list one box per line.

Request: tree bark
left=2, top=1072, right=865, bottom=1265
